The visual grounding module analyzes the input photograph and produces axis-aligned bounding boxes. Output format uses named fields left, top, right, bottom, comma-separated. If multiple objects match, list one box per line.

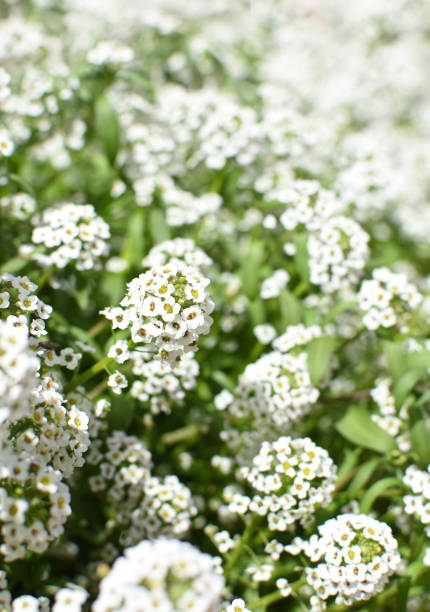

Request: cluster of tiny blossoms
left=270, top=180, right=343, bottom=233
left=93, top=538, right=224, bottom=612
left=0, top=436, right=72, bottom=561
left=260, top=269, right=289, bottom=300
left=370, top=378, right=411, bottom=451
left=0, top=373, right=96, bottom=561
left=0, top=273, right=81, bottom=370
left=129, top=352, right=199, bottom=414
left=0, top=320, right=39, bottom=424
left=272, top=324, right=323, bottom=354
left=358, top=267, right=422, bottom=332
left=87, top=431, right=196, bottom=548
left=403, top=465, right=430, bottom=539
left=0, top=192, right=36, bottom=220
left=29, top=203, right=110, bottom=270
left=230, top=436, right=336, bottom=530
left=0, top=273, right=52, bottom=338
left=142, top=238, right=213, bottom=270
left=307, top=216, right=369, bottom=293
left=227, top=351, right=319, bottom=429
left=290, top=514, right=401, bottom=609
left=102, top=261, right=214, bottom=364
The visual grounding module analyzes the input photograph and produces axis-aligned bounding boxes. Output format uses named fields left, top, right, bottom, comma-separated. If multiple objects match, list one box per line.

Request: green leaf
left=279, top=290, right=301, bottom=327
left=0, top=256, right=28, bottom=274
left=336, top=448, right=361, bottom=487
left=248, top=299, right=265, bottom=326
left=396, top=577, right=411, bottom=612
left=336, top=405, right=397, bottom=454
left=239, top=241, right=265, bottom=299
left=149, top=208, right=170, bottom=244
left=121, top=208, right=146, bottom=268
left=382, top=340, right=403, bottom=381
left=347, top=457, right=380, bottom=498
left=293, top=232, right=309, bottom=282
left=307, top=336, right=338, bottom=385
left=410, top=418, right=430, bottom=467
left=394, top=368, right=427, bottom=406
left=322, top=300, right=358, bottom=325
left=405, top=350, right=430, bottom=370
left=416, top=388, right=430, bottom=407
left=95, top=95, right=120, bottom=163
left=211, top=370, right=236, bottom=393
left=359, top=476, right=403, bottom=514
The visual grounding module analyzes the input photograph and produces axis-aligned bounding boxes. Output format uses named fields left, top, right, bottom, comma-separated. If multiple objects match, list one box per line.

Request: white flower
left=260, top=270, right=289, bottom=299
left=254, top=324, right=276, bottom=344
left=107, top=371, right=128, bottom=395
left=227, top=598, right=252, bottom=612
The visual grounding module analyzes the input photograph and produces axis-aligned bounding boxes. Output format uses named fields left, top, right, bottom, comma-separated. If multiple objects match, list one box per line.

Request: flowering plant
left=1, top=1, right=430, bottom=611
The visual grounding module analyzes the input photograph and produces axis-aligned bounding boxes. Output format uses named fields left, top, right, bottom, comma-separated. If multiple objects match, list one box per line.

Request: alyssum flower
left=102, top=261, right=214, bottom=363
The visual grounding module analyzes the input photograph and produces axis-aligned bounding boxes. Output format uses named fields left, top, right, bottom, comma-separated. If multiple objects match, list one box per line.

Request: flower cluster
left=87, top=432, right=195, bottom=547
left=359, top=267, right=422, bottom=332
left=260, top=269, right=289, bottom=300
left=17, top=377, right=91, bottom=477
left=271, top=180, right=343, bottom=233
left=227, top=351, right=319, bottom=429
left=292, top=514, right=401, bottom=609
left=132, top=175, right=222, bottom=226
left=142, top=238, right=213, bottom=270
left=230, top=436, right=336, bottom=530
left=102, top=261, right=214, bottom=363
left=370, top=378, right=411, bottom=451
left=130, top=352, right=199, bottom=414
left=403, top=465, right=430, bottom=536
left=29, top=203, right=110, bottom=270
left=0, top=273, right=52, bottom=337
left=0, top=442, right=72, bottom=561
left=272, top=324, right=323, bottom=354
left=0, top=320, right=39, bottom=424
left=93, top=538, right=224, bottom=612
left=307, top=216, right=369, bottom=293
left=0, top=192, right=36, bottom=220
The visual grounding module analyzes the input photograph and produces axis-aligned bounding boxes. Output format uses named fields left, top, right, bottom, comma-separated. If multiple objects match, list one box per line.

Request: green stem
left=88, top=319, right=109, bottom=338
left=293, top=280, right=310, bottom=298
left=38, top=265, right=55, bottom=289
left=65, top=355, right=113, bottom=393
left=250, top=576, right=307, bottom=610
left=249, top=341, right=265, bottom=363
left=250, top=590, right=284, bottom=609
left=162, top=424, right=202, bottom=445
left=224, top=516, right=260, bottom=577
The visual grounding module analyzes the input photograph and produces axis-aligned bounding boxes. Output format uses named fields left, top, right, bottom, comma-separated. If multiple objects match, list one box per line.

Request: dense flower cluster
left=142, top=238, right=213, bottom=270
left=87, top=431, right=195, bottom=548
left=307, top=216, right=369, bottom=293
left=272, top=324, right=323, bottom=354
left=230, top=436, right=336, bottom=530
left=93, top=538, right=224, bottom=612
left=0, top=0, right=430, bottom=609
left=272, top=180, right=342, bottom=233
left=130, top=352, right=199, bottom=414
left=0, top=320, right=39, bottom=424
left=260, top=269, right=289, bottom=300
left=290, top=514, right=401, bottom=609
left=0, top=192, right=36, bottom=219
left=226, top=351, right=319, bottom=429
left=29, top=203, right=110, bottom=270
left=370, top=378, right=411, bottom=451
left=403, top=465, right=430, bottom=537
left=0, top=438, right=72, bottom=561
left=359, top=267, right=422, bottom=332
left=102, top=261, right=214, bottom=363
left=0, top=273, right=52, bottom=337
